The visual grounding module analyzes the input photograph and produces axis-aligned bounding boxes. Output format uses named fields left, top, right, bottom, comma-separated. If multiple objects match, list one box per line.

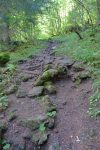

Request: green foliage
left=0, top=93, right=8, bottom=111
left=39, top=123, right=46, bottom=133
left=0, top=54, right=10, bottom=66
left=46, top=111, right=57, bottom=118
left=0, top=140, right=10, bottom=150
left=89, top=75, right=100, bottom=117
left=53, top=31, right=100, bottom=66
left=6, top=64, right=16, bottom=72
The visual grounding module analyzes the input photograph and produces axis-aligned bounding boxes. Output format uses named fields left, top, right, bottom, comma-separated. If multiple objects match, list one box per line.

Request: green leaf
left=47, top=111, right=56, bottom=117
left=39, top=123, right=46, bottom=133
left=3, top=144, right=10, bottom=150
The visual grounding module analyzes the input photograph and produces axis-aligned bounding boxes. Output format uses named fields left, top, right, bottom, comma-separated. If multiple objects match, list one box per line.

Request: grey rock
left=16, top=89, right=27, bottom=98
left=28, top=86, right=44, bottom=98
left=55, top=57, right=74, bottom=67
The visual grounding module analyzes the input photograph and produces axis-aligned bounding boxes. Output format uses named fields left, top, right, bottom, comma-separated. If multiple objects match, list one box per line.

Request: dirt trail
left=1, top=40, right=100, bottom=150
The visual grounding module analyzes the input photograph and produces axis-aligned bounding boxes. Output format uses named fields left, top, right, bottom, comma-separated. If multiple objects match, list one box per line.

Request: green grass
left=0, top=39, right=47, bottom=63
left=52, top=32, right=100, bottom=66
left=52, top=30, right=100, bottom=117
left=10, top=40, right=47, bottom=62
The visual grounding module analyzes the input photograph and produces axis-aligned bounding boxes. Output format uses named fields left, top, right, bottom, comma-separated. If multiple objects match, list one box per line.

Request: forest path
left=1, top=40, right=100, bottom=150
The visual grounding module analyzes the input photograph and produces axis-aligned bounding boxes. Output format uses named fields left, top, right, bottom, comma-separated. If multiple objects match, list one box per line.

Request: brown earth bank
left=0, top=41, right=100, bottom=150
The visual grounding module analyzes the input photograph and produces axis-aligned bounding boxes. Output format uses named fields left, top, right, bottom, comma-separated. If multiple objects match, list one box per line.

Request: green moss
left=34, top=69, right=58, bottom=86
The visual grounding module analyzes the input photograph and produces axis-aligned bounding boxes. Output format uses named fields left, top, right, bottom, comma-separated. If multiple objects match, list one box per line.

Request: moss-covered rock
left=55, top=64, right=68, bottom=76
left=34, top=69, right=58, bottom=86
left=72, top=71, right=91, bottom=83
left=19, top=115, right=47, bottom=130
left=28, top=86, right=44, bottom=98
left=78, top=71, right=91, bottom=79
left=34, top=64, right=68, bottom=87
left=72, top=62, right=85, bottom=72
left=39, top=95, right=56, bottom=113
left=45, top=84, right=56, bottom=94
left=32, top=131, right=48, bottom=146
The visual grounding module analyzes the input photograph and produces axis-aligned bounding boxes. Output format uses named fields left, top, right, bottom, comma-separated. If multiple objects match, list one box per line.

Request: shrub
left=0, top=54, right=10, bottom=67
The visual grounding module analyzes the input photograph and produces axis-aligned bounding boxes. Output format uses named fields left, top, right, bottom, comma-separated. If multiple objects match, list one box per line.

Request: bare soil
left=1, top=41, right=100, bottom=150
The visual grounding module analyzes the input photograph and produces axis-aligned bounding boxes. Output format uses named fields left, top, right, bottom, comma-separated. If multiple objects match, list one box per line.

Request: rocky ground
left=0, top=41, right=100, bottom=150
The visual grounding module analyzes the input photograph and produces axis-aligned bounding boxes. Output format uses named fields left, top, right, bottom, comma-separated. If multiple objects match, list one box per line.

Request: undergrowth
left=0, top=39, right=47, bottom=63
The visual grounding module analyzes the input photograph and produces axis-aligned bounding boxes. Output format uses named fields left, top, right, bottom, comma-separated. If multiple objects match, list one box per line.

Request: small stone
left=88, top=128, right=96, bottom=137
left=16, top=89, right=27, bottom=98
left=54, top=129, right=59, bottom=134
left=47, top=118, right=55, bottom=129
left=22, top=129, right=32, bottom=139
left=62, top=101, right=67, bottom=106
left=28, top=86, right=44, bottom=98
